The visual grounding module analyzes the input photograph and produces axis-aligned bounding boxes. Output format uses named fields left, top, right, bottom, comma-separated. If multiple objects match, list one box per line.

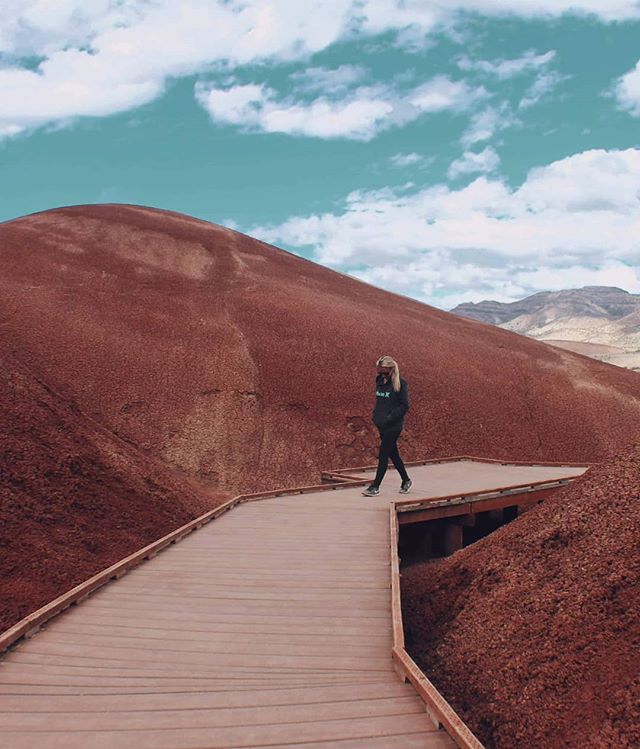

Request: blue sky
left=2, top=1, right=640, bottom=309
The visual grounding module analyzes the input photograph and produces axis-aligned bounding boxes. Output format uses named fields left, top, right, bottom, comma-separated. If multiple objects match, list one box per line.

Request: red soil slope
left=402, top=445, right=640, bottom=749
left=3, top=204, right=640, bottom=498
left=0, top=352, right=227, bottom=632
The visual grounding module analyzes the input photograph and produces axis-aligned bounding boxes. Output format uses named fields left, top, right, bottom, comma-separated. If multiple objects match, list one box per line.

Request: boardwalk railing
left=394, top=477, right=575, bottom=525
left=389, top=504, right=485, bottom=749
left=323, top=453, right=592, bottom=482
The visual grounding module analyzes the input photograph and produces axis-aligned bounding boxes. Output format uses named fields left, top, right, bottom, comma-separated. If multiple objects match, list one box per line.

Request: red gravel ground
left=401, top=445, right=640, bottom=749
left=0, top=351, right=227, bottom=632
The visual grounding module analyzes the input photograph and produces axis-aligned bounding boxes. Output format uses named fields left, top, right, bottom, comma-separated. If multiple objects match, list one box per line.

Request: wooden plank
left=266, top=734, right=454, bottom=749
left=59, top=608, right=395, bottom=628
left=0, top=713, right=440, bottom=749
left=0, top=676, right=393, bottom=694
left=0, top=680, right=416, bottom=712
left=6, top=647, right=395, bottom=673
left=66, top=602, right=391, bottom=620
left=52, top=617, right=391, bottom=637
left=0, top=694, right=426, bottom=730
left=44, top=626, right=390, bottom=647
left=32, top=632, right=390, bottom=657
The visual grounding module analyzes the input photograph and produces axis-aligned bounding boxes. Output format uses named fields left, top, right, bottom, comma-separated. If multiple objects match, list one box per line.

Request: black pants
left=373, top=427, right=409, bottom=487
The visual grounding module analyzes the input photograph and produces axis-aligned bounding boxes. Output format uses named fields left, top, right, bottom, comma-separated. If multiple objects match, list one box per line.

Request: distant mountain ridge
left=453, top=286, right=640, bottom=324
left=451, top=286, right=640, bottom=370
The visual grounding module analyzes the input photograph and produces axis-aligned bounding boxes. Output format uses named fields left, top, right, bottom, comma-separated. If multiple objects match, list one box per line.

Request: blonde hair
left=377, top=355, right=401, bottom=392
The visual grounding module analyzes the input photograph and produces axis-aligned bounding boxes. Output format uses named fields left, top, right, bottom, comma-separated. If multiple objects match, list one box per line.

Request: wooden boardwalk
left=0, top=459, right=588, bottom=748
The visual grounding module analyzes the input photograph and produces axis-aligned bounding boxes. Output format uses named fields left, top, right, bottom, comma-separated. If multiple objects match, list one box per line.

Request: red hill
left=3, top=204, right=640, bottom=496
left=401, top=444, right=640, bottom=749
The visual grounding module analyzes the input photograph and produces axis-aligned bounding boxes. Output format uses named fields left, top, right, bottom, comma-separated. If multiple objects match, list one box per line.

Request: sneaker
left=362, top=484, right=380, bottom=497
left=399, top=478, right=413, bottom=494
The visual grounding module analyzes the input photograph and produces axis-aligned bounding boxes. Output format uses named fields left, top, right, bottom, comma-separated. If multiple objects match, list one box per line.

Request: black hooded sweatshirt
left=372, top=374, right=409, bottom=431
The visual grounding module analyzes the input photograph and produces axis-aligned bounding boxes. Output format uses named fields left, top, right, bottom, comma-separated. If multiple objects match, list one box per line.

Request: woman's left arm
left=386, top=380, right=409, bottom=423
left=401, top=379, right=409, bottom=414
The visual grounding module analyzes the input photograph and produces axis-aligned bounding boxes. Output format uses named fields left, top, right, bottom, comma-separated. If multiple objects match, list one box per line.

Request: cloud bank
left=251, top=149, right=640, bottom=308
left=195, top=76, right=483, bottom=140
left=2, top=0, right=640, bottom=137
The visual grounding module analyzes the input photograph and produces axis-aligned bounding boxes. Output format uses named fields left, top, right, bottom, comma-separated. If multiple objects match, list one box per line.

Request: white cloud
left=614, top=59, right=640, bottom=116
left=455, top=50, right=566, bottom=124
left=0, top=54, right=164, bottom=127
left=519, top=70, right=569, bottom=109
left=352, top=260, right=640, bottom=310
left=448, top=146, right=500, bottom=178
left=409, top=75, right=484, bottom=112
left=390, top=152, right=433, bottom=168
left=195, top=82, right=393, bottom=140
left=194, top=83, right=270, bottom=127
left=250, top=148, right=640, bottom=306
left=514, top=262, right=640, bottom=293
left=357, top=0, right=441, bottom=35
left=195, top=76, right=483, bottom=140
left=289, top=65, right=367, bottom=94
left=461, top=102, right=519, bottom=147
left=2, top=1, right=639, bottom=138
left=262, top=94, right=394, bottom=140
left=0, top=1, right=116, bottom=57
left=447, top=0, right=640, bottom=22
left=358, top=0, right=640, bottom=32
left=0, top=0, right=355, bottom=137
left=516, top=149, right=640, bottom=212
left=457, top=49, right=556, bottom=79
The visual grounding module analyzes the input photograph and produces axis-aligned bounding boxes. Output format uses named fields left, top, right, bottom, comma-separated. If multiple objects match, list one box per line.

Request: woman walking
left=362, top=356, right=412, bottom=497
